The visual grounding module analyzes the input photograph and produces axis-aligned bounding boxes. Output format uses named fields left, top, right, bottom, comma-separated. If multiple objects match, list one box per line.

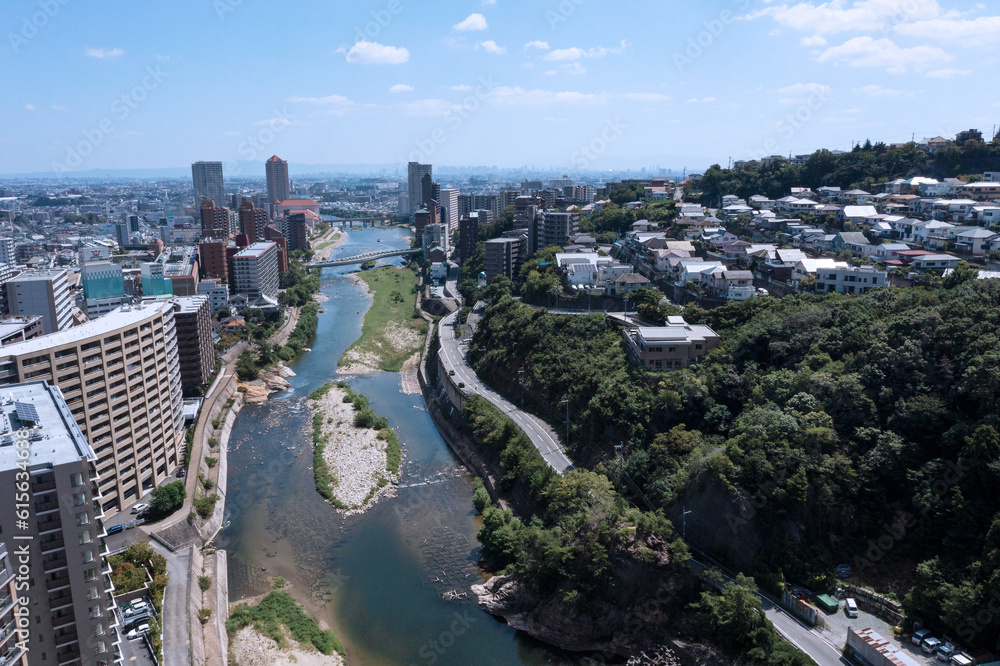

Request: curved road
left=438, top=309, right=574, bottom=474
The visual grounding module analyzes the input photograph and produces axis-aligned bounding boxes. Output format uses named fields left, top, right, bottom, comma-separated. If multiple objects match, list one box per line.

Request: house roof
left=838, top=232, right=871, bottom=245
left=614, top=273, right=650, bottom=284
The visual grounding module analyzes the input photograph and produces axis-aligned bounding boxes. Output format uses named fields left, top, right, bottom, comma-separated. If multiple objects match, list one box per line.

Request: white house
left=911, top=254, right=961, bottom=271
left=749, top=195, right=775, bottom=209
left=841, top=205, right=879, bottom=223
left=815, top=265, right=887, bottom=295
left=792, top=258, right=847, bottom=283
left=954, top=228, right=997, bottom=256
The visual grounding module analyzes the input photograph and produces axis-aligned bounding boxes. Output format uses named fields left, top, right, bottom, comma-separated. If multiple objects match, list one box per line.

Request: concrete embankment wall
left=188, top=546, right=205, bottom=666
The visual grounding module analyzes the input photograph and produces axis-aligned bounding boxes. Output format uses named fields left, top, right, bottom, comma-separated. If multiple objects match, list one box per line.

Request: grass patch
left=339, top=266, right=426, bottom=372
left=226, top=591, right=345, bottom=656
left=380, top=428, right=401, bottom=474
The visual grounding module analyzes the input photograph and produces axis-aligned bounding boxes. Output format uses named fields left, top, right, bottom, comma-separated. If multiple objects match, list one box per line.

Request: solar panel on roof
left=15, top=401, right=40, bottom=423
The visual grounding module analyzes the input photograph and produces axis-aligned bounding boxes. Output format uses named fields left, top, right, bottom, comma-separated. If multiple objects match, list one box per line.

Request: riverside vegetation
left=227, top=589, right=345, bottom=658
left=472, top=275, right=1000, bottom=653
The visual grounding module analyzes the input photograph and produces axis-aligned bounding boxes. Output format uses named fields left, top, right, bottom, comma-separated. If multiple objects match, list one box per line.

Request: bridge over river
left=307, top=247, right=420, bottom=268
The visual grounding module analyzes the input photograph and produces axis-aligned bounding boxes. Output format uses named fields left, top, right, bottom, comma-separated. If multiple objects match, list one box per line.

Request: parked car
left=937, top=643, right=956, bottom=661
left=923, top=637, right=942, bottom=654
left=844, top=598, right=858, bottom=618
left=106, top=525, right=124, bottom=536
left=176, top=468, right=186, bottom=478
left=131, top=503, right=149, bottom=515
left=125, top=614, right=150, bottom=631
left=123, top=600, right=149, bottom=618
left=126, top=623, right=150, bottom=640
left=912, top=628, right=932, bottom=646
left=950, top=653, right=973, bottom=666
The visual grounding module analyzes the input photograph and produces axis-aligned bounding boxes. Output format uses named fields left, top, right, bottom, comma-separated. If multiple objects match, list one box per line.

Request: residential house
left=678, top=260, right=726, bottom=285
left=815, top=265, right=887, bottom=294
left=721, top=204, right=754, bottom=219
left=621, top=316, right=721, bottom=370
left=961, top=181, right=1000, bottom=202
left=749, top=195, right=775, bottom=209
left=911, top=254, right=961, bottom=271
left=912, top=220, right=956, bottom=248
left=975, top=206, right=1000, bottom=226
left=606, top=272, right=651, bottom=296
left=954, top=228, right=998, bottom=256
left=679, top=204, right=705, bottom=218
left=838, top=189, right=873, bottom=205
left=709, top=270, right=755, bottom=299
left=776, top=196, right=820, bottom=213
left=834, top=231, right=873, bottom=256
left=792, top=258, right=847, bottom=283
left=869, top=242, right=911, bottom=261
left=841, top=205, right=879, bottom=223
left=816, top=186, right=842, bottom=202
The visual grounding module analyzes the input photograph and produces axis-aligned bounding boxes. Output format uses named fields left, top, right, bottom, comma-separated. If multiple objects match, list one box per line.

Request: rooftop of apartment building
left=0, top=315, right=42, bottom=337
left=172, top=295, right=208, bottom=314
left=7, top=267, right=66, bottom=282
left=0, top=300, right=172, bottom=356
left=0, top=380, right=94, bottom=472
left=235, top=241, right=276, bottom=258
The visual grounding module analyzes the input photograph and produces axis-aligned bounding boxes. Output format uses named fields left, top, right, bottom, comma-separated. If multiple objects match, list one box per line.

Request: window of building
left=75, top=512, right=89, bottom=526
left=83, top=568, right=97, bottom=582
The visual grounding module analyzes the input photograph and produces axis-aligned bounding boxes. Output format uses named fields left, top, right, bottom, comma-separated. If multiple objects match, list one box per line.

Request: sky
left=4, top=0, right=1000, bottom=176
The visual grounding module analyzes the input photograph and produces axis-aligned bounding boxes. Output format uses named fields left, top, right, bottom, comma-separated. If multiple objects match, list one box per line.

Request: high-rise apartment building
left=232, top=242, right=279, bottom=301
left=114, top=223, right=129, bottom=248
left=6, top=269, right=73, bottom=334
left=198, top=241, right=229, bottom=282
left=0, top=301, right=185, bottom=515
left=172, top=296, right=213, bottom=389
left=281, top=213, right=309, bottom=253
left=459, top=215, right=480, bottom=264
left=0, top=381, right=118, bottom=666
left=197, top=279, right=229, bottom=316
left=484, top=237, right=524, bottom=283
left=439, top=189, right=460, bottom=231
left=191, top=161, right=226, bottom=208
left=532, top=209, right=579, bottom=254
left=0, top=237, right=16, bottom=265
left=265, top=155, right=290, bottom=210
left=199, top=198, right=234, bottom=240
left=407, top=162, right=432, bottom=214
left=238, top=198, right=268, bottom=244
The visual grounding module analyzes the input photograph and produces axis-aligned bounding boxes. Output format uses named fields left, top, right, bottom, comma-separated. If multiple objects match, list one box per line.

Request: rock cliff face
left=473, top=555, right=697, bottom=659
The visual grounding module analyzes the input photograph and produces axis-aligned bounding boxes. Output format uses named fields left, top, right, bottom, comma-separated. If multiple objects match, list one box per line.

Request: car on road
left=126, top=623, right=150, bottom=640
left=123, top=600, right=149, bottom=618
left=106, top=524, right=124, bottom=536
left=458, top=382, right=465, bottom=388
left=448, top=370, right=455, bottom=376
left=131, top=503, right=149, bottom=514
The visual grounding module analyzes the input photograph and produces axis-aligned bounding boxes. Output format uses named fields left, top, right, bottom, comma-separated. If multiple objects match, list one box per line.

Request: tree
left=943, top=260, right=978, bottom=288
left=150, top=480, right=186, bottom=518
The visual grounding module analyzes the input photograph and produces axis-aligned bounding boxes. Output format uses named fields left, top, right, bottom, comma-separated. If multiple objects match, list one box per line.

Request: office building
left=459, top=215, right=480, bottom=264
left=282, top=213, right=309, bottom=253
left=81, top=262, right=127, bottom=319
left=79, top=244, right=111, bottom=265
left=238, top=198, right=268, bottom=244
left=407, top=162, right=432, bottom=214
left=160, top=247, right=200, bottom=297
left=232, top=242, right=279, bottom=301
left=0, top=237, right=14, bottom=266
left=197, top=279, right=229, bottom=316
left=0, top=381, right=118, bottom=666
left=199, top=198, right=235, bottom=240
left=172, top=296, right=213, bottom=389
left=198, top=240, right=229, bottom=282
left=6, top=269, right=73, bottom=335
left=191, top=161, right=225, bottom=208
left=127, top=214, right=140, bottom=233
left=140, top=262, right=172, bottom=297
left=265, top=155, right=290, bottom=211
left=0, top=300, right=185, bottom=515
left=114, top=223, right=129, bottom=248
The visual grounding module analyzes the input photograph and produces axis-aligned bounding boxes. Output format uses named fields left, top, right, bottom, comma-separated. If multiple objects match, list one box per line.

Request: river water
left=217, top=224, right=586, bottom=665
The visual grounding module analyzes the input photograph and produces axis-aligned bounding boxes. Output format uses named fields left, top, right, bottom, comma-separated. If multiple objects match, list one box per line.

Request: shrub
left=472, top=477, right=491, bottom=513
left=198, top=576, right=211, bottom=592
left=202, top=478, right=215, bottom=491
left=225, top=591, right=344, bottom=656
left=272, top=577, right=287, bottom=589
left=205, top=457, right=218, bottom=468
left=199, top=608, right=212, bottom=624
left=208, top=437, right=218, bottom=448
left=194, top=494, right=219, bottom=518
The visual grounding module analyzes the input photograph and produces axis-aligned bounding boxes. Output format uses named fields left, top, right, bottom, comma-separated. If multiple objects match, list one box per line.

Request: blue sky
left=4, top=0, right=1000, bottom=175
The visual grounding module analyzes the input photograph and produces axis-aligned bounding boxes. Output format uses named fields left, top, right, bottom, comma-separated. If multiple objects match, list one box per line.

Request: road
left=150, top=541, right=192, bottom=666
left=438, top=309, right=574, bottom=474
left=689, top=558, right=845, bottom=666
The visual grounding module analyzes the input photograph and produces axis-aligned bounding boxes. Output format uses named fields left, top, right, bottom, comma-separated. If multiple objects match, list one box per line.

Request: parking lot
left=820, top=597, right=943, bottom=666
left=115, top=597, right=157, bottom=666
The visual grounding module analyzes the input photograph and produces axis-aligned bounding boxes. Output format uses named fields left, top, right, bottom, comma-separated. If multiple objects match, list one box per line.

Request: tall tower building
left=172, top=296, right=214, bottom=390
left=0, top=381, right=119, bottom=666
left=407, top=162, right=432, bottom=214
left=232, top=242, right=280, bottom=301
left=265, top=155, right=290, bottom=211
left=114, top=222, right=129, bottom=248
left=199, top=197, right=233, bottom=240
left=6, top=269, right=73, bottom=334
left=439, top=189, right=460, bottom=231
left=0, top=237, right=15, bottom=265
left=0, top=301, right=185, bottom=515
left=191, top=161, right=226, bottom=208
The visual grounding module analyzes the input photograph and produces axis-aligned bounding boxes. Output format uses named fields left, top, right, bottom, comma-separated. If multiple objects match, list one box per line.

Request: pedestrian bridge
left=307, top=248, right=420, bottom=268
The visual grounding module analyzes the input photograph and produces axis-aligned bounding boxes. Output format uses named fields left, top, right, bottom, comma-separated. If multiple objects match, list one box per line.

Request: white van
left=844, top=598, right=858, bottom=618
left=951, top=654, right=973, bottom=666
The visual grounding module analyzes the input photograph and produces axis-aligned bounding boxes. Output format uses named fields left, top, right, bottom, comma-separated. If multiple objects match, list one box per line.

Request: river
left=217, top=224, right=588, bottom=665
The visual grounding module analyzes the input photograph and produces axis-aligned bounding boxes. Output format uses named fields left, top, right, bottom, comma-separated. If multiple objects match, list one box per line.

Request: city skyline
left=6, top=0, right=1000, bottom=175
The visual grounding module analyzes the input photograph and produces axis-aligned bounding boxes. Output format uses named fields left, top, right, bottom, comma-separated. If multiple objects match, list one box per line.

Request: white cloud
left=854, top=84, right=913, bottom=97
left=777, top=82, right=832, bottom=104
left=524, top=40, right=550, bottom=50
left=925, top=68, right=971, bottom=78
left=488, top=86, right=606, bottom=106
left=287, top=94, right=354, bottom=105
left=155, top=54, right=171, bottom=61
left=546, top=62, right=587, bottom=75
left=51, top=105, right=69, bottom=112
left=454, top=13, right=488, bottom=31
left=817, top=36, right=949, bottom=73
left=896, top=15, right=1000, bottom=46
left=253, top=117, right=293, bottom=127
left=24, top=104, right=35, bottom=111
left=801, top=35, right=827, bottom=46
left=85, top=47, right=124, bottom=59
left=747, top=0, right=944, bottom=36
left=545, top=47, right=586, bottom=61
left=389, top=84, right=414, bottom=93
left=450, top=84, right=474, bottom=91
left=621, top=92, right=670, bottom=101
left=477, top=40, right=506, bottom=54
left=686, top=97, right=716, bottom=103
left=345, top=40, right=409, bottom=65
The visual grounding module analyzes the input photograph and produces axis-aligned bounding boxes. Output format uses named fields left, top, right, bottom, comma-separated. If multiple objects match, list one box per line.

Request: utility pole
left=561, top=396, right=570, bottom=448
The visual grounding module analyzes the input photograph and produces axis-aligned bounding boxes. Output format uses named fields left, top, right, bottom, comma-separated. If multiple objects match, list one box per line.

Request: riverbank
left=309, top=382, right=400, bottom=513
left=312, top=226, right=348, bottom=262
left=338, top=267, right=425, bottom=374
